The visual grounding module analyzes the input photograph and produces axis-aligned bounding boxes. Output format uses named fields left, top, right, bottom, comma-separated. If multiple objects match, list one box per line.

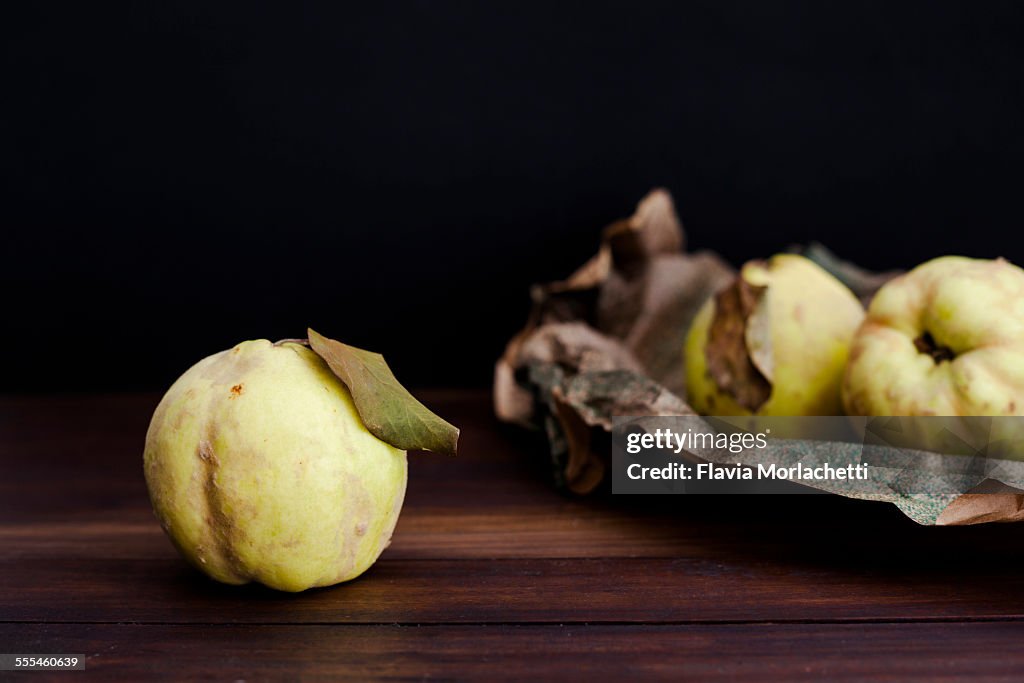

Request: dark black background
left=4, top=1, right=1024, bottom=392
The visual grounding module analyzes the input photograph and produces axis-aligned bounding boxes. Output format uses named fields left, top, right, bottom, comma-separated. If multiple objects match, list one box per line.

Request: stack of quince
left=684, top=255, right=1024, bottom=418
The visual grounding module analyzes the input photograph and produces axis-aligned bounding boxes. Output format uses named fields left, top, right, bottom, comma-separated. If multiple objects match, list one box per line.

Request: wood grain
left=4, top=391, right=1024, bottom=680
left=4, top=622, right=1024, bottom=682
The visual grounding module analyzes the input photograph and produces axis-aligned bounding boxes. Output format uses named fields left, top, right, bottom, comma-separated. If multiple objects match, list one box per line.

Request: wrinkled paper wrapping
left=494, top=188, right=1023, bottom=525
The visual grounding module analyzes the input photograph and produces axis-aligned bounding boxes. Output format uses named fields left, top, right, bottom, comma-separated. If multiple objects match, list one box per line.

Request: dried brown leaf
left=551, top=390, right=606, bottom=495
left=603, top=188, right=684, bottom=269
left=705, top=275, right=773, bottom=412
left=598, top=251, right=734, bottom=394
left=936, top=490, right=1024, bottom=525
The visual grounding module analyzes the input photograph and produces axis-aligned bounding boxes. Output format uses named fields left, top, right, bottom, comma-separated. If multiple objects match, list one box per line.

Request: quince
left=144, top=339, right=407, bottom=592
left=843, top=256, right=1024, bottom=417
left=685, top=254, right=864, bottom=416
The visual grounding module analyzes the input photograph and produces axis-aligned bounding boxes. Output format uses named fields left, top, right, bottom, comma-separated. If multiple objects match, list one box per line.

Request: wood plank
left=5, top=552, right=1024, bottom=624
left=0, top=391, right=555, bottom=520
left=3, top=391, right=1020, bottom=563
left=0, top=497, right=933, bottom=562
left=3, top=622, right=1023, bottom=682
left=6, top=392, right=1024, bottom=627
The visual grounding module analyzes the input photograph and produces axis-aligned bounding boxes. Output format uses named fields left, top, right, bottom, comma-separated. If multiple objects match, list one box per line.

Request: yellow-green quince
left=843, top=256, right=1024, bottom=417
left=144, top=339, right=407, bottom=592
left=685, top=254, right=865, bottom=416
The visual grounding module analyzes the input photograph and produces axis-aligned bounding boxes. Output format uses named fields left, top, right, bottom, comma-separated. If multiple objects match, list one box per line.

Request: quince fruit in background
left=843, top=256, right=1024, bottom=417
left=685, top=254, right=864, bottom=416
left=144, top=330, right=457, bottom=592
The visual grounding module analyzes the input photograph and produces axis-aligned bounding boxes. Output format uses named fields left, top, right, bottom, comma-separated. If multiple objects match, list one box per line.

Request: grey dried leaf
left=560, top=369, right=694, bottom=430
left=545, top=369, right=691, bottom=495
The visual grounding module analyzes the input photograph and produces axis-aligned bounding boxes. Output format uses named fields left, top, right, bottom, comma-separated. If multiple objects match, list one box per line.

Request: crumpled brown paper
left=494, top=188, right=1024, bottom=524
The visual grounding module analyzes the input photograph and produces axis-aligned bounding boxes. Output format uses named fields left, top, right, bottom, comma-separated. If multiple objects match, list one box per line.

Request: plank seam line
left=4, top=616, right=1024, bottom=627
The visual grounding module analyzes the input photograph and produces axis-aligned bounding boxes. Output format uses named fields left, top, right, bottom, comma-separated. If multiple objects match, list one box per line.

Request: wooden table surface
left=4, top=391, right=1024, bottom=681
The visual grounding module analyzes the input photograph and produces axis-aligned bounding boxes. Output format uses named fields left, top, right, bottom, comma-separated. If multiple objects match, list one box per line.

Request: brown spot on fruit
left=198, top=440, right=214, bottom=462
left=355, top=523, right=367, bottom=537
left=230, top=384, right=244, bottom=398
